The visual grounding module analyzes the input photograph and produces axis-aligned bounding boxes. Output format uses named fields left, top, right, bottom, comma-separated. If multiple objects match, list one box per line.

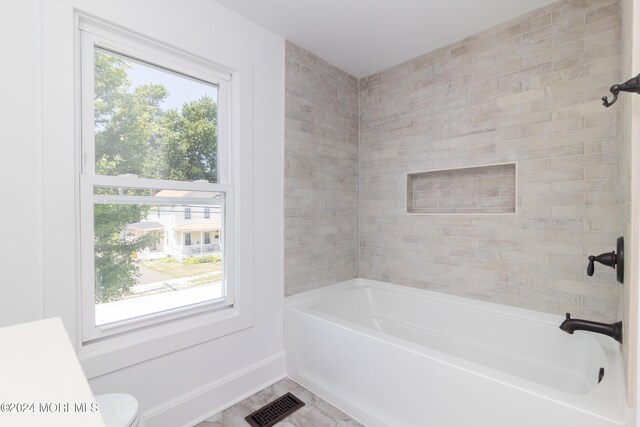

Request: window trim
left=66, top=15, right=255, bottom=376
left=79, top=26, right=237, bottom=341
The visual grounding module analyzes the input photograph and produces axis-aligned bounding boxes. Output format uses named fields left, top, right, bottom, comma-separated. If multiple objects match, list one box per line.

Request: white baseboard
left=143, top=352, right=287, bottom=427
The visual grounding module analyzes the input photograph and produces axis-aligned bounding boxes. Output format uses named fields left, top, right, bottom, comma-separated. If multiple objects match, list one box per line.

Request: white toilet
left=96, top=393, right=145, bottom=427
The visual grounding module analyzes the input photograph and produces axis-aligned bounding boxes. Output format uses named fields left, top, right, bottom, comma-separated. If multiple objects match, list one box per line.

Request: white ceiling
left=213, top=0, right=557, bottom=77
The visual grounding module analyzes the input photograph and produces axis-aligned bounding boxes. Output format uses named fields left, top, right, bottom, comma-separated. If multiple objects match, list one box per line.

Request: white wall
left=0, top=0, right=285, bottom=426
left=0, top=0, right=45, bottom=327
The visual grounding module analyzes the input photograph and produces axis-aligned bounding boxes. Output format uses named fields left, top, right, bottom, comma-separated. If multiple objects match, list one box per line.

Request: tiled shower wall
left=284, top=41, right=359, bottom=295
left=359, top=0, right=622, bottom=321
left=285, top=0, right=623, bottom=322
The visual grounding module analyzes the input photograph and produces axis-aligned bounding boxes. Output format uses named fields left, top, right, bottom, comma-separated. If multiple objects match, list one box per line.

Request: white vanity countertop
left=0, top=317, right=105, bottom=426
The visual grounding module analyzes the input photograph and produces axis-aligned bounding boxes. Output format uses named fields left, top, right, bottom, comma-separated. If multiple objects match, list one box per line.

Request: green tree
left=93, top=51, right=164, bottom=303
left=94, top=51, right=167, bottom=177
left=94, top=50, right=128, bottom=127
left=94, top=203, right=155, bottom=302
left=167, top=96, right=217, bottom=182
left=92, top=49, right=218, bottom=304
left=145, top=96, right=217, bottom=182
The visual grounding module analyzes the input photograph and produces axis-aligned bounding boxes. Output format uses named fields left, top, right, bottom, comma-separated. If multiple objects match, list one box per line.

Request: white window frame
left=71, top=16, right=254, bottom=373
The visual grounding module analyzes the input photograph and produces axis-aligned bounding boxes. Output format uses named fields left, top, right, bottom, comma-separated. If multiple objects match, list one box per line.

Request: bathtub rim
left=284, top=278, right=630, bottom=424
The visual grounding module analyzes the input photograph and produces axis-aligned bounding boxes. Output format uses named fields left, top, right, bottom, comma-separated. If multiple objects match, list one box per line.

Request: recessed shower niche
left=406, top=163, right=516, bottom=214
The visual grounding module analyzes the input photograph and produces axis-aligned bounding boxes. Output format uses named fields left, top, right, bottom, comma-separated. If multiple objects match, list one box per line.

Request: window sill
left=95, top=283, right=224, bottom=327
left=78, top=305, right=253, bottom=379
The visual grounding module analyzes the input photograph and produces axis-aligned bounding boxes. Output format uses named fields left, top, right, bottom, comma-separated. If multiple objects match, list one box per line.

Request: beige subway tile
left=311, top=0, right=623, bottom=318
left=585, top=3, right=620, bottom=25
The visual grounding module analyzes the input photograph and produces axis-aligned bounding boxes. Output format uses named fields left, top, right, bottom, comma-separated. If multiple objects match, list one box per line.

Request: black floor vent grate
left=244, top=392, right=305, bottom=427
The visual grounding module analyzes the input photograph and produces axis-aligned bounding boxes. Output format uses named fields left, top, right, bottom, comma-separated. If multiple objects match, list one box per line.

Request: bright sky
left=126, top=57, right=218, bottom=111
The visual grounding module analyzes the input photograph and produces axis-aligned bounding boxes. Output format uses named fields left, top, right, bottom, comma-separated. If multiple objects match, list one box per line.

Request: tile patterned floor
left=195, top=378, right=364, bottom=427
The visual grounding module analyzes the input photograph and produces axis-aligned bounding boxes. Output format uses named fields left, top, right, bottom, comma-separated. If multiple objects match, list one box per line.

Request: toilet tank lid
left=96, top=393, right=139, bottom=427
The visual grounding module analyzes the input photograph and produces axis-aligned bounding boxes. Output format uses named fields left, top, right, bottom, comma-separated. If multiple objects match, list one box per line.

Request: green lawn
left=139, top=257, right=222, bottom=281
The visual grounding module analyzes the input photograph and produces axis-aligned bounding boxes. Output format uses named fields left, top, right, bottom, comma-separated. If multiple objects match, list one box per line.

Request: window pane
left=93, top=187, right=225, bottom=327
left=93, top=47, right=219, bottom=182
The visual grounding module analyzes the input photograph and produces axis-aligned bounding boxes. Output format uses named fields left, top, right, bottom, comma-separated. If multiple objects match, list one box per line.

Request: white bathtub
left=285, top=279, right=631, bottom=427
